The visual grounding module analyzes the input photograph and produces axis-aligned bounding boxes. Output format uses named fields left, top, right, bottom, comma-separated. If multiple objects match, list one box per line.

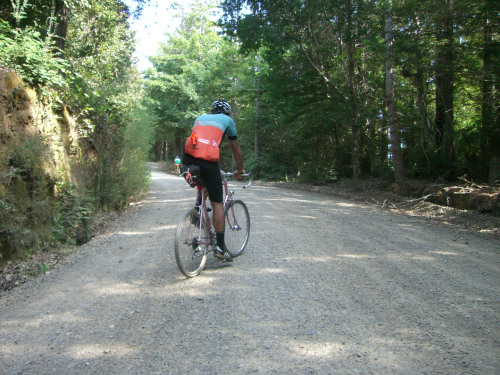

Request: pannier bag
left=181, top=165, right=203, bottom=187
left=184, top=123, right=224, bottom=162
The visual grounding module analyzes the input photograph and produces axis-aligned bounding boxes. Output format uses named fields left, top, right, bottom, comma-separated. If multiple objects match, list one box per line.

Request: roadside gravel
left=1, top=163, right=499, bottom=374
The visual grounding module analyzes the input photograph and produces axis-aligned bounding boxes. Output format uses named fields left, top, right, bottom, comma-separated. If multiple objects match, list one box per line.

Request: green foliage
left=215, top=0, right=500, bottom=183
left=94, top=104, right=153, bottom=210
left=0, top=131, right=96, bottom=261
left=52, top=182, right=95, bottom=245
left=0, top=0, right=157, bottom=263
left=245, top=154, right=289, bottom=181
left=0, top=13, right=68, bottom=92
left=59, top=0, right=154, bottom=209
left=144, top=0, right=247, bottom=159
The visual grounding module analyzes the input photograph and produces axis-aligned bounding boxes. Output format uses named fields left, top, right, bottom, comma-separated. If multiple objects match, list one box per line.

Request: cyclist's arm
left=229, top=139, right=244, bottom=174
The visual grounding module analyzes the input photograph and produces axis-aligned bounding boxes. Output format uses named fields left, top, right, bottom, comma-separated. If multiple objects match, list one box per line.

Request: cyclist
left=182, top=99, right=245, bottom=262
left=174, top=155, right=181, bottom=175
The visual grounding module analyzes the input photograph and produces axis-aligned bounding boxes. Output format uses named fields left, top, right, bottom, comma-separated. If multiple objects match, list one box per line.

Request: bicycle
left=174, top=165, right=181, bottom=176
left=174, top=170, right=252, bottom=277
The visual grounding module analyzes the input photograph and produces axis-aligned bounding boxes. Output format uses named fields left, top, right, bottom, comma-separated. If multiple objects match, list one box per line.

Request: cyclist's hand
left=233, top=169, right=245, bottom=180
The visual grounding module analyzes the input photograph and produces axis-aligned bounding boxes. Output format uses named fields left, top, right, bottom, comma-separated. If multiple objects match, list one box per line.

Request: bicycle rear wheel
left=174, top=208, right=209, bottom=277
left=224, top=200, right=250, bottom=257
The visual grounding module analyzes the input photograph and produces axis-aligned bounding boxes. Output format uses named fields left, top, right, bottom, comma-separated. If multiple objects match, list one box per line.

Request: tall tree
left=481, top=0, right=500, bottom=183
left=434, top=0, right=455, bottom=171
left=385, top=0, right=404, bottom=182
left=54, top=0, right=68, bottom=56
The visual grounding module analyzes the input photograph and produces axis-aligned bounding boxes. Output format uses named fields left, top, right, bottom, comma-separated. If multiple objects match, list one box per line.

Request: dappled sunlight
left=179, top=278, right=218, bottom=293
left=335, top=202, right=359, bottom=207
left=156, top=198, right=193, bottom=203
left=261, top=197, right=314, bottom=203
left=313, top=255, right=343, bottom=262
left=150, top=176, right=172, bottom=181
left=337, top=254, right=375, bottom=259
left=430, top=251, right=462, bottom=256
left=1, top=310, right=87, bottom=331
left=243, top=185, right=278, bottom=190
left=132, top=197, right=193, bottom=205
left=151, top=224, right=177, bottom=231
left=1, top=311, right=85, bottom=335
left=285, top=335, right=435, bottom=367
left=96, top=283, right=141, bottom=296
left=288, top=339, right=344, bottom=359
left=409, top=255, right=436, bottom=261
left=262, top=215, right=278, bottom=219
left=257, top=267, right=285, bottom=274
left=118, top=231, right=152, bottom=235
left=151, top=173, right=177, bottom=180
left=296, top=215, right=317, bottom=219
left=71, top=344, right=136, bottom=359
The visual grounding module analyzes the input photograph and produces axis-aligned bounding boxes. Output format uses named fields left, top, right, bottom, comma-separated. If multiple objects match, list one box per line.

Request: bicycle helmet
left=211, top=99, right=231, bottom=115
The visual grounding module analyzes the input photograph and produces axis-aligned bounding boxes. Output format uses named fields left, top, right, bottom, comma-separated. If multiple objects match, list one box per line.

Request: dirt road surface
left=1, top=163, right=499, bottom=374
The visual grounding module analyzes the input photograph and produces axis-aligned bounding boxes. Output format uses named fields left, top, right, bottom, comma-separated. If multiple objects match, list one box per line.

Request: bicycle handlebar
left=221, top=171, right=252, bottom=189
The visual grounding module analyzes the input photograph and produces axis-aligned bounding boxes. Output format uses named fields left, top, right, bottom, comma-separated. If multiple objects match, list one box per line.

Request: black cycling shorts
left=182, top=153, right=223, bottom=203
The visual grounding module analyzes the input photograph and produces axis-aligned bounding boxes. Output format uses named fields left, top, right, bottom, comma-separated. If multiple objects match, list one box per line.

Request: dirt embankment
left=0, top=70, right=94, bottom=267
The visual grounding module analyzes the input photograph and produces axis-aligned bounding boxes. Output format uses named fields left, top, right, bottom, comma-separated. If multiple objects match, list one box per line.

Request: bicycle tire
left=174, top=208, right=208, bottom=277
left=224, top=200, right=250, bottom=257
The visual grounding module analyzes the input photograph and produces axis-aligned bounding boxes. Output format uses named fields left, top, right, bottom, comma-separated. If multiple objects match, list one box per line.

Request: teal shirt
left=193, top=114, right=237, bottom=141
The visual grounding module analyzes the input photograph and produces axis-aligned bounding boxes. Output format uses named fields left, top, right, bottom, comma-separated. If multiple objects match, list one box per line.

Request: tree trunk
left=416, top=63, right=433, bottom=149
left=231, top=98, right=237, bottom=126
left=254, top=75, right=260, bottom=158
left=434, top=0, right=454, bottom=170
left=481, top=0, right=500, bottom=183
left=153, top=140, right=162, bottom=161
left=347, top=1, right=361, bottom=179
left=55, top=0, right=68, bottom=57
left=385, top=4, right=404, bottom=183
left=163, top=141, right=169, bottom=161
left=174, top=136, right=182, bottom=158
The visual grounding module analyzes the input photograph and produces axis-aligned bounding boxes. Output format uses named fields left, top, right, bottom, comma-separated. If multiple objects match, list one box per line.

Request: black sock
left=216, top=232, right=225, bottom=251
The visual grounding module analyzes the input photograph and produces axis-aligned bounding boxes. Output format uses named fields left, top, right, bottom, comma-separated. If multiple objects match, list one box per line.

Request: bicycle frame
left=186, top=172, right=251, bottom=251
left=175, top=170, right=252, bottom=276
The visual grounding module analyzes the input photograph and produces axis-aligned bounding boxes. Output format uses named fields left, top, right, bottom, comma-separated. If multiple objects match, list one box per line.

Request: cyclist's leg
left=201, top=161, right=232, bottom=261
left=211, top=202, right=224, bottom=232
left=202, top=161, right=223, bottom=232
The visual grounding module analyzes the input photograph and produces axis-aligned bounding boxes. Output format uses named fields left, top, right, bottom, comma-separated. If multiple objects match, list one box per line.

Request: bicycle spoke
left=224, top=200, right=250, bottom=257
left=175, top=209, right=208, bottom=277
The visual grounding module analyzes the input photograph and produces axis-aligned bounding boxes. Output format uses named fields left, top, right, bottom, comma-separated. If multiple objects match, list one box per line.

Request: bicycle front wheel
left=224, top=200, right=250, bottom=257
left=174, top=208, right=209, bottom=277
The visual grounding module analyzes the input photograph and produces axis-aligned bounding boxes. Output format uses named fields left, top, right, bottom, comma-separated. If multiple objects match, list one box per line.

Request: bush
left=52, top=182, right=95, bottom=245
left=0, top=19, right=67, bottom=92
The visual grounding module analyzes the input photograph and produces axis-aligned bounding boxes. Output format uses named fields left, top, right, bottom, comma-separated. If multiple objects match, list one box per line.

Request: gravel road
left=1, top=163, right=499, bottom=374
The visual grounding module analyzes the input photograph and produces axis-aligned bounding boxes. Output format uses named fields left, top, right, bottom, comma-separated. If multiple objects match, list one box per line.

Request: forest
left=0, top=0, right=499, bottom=260
left=147, top=0, right=500, bottom=185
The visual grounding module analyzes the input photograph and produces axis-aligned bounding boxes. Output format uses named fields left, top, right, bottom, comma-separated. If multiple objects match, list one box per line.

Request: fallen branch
left=394, top=193, right=435, bottom=207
